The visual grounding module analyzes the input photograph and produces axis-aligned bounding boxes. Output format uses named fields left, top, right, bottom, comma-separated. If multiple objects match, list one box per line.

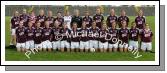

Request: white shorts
left=11, top=29, right=16, bottom=35
left=16, top=43, right=25, bottom=49
left=108, top=42, right=118, bottom=49
left=141, top=42, right=152, bottom=51
left=80, top=41, right=89, bottom=49
left=25, top=40, right=34, bottom=49
left=89, top=40, right=98, bottom=49
left=42, top=40, right=52, bottom=49
left=60, top=41, right=70, bottom=49
left=99, top=41, right=108, bottom=49
left=119, top=43, right=128, bottom=49
left=128, top=40, right=138, bottom=50
left=71, top=42, right=79, bottom=49
left=35, top=43, right=42, bottom=49
left=52, top=41, right=60, bottom=50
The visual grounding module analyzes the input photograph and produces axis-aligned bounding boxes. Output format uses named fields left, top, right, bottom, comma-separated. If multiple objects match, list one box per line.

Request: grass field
left=5, top=16, right=155, bottom=61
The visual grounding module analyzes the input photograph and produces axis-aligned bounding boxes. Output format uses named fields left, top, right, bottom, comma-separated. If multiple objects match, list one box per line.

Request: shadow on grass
left=5, top=45, right=16, bottom=51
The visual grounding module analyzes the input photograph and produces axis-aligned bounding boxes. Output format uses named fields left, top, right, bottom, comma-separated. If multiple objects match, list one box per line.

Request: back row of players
left=10, top=8, right=153, bottom=52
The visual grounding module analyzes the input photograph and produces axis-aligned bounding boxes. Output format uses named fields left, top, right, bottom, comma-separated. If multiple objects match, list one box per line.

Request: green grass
left=5, top=16, right=155, bottom=61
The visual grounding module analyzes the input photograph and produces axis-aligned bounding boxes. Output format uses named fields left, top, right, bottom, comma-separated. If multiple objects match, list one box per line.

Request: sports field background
left=5, top=16, right=155, bottom=61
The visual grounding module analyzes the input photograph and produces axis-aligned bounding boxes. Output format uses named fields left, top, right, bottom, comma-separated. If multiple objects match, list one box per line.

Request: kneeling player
left=71, top=22, right=80, bottom=52
left=119, top=21, right=129, bottom=52
left=60, top=23, right=71, bottom=52
left=42, top=21, right=52, bottom=52
left=140, top=24, right=153, bottom=52
left=89, top=21, right=99, bottom=52
left=16, top=21, right=26, bottom=52
left=108, top=22, right=118, bottom=52
left=52, top=21, right=61, bottom=51
left=80, top=21, right=89, bottom=52
left=129, top=22, right=139, bottom=51
left=25, top=21, right=35, bottom=51
left=34, top=21, right=43, bottom=51
left=99, top=24, right=108, bottom=52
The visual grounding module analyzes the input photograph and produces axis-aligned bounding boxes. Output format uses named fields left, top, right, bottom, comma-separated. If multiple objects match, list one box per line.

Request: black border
left=0, top=0, right=161, bottom=66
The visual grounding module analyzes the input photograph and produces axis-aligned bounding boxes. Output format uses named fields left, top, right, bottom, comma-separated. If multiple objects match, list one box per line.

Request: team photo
left=5, top=4, right=155, bottom=61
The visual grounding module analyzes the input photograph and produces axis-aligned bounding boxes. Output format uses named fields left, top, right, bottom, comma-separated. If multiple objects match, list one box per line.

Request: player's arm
left=106, top=16, right=110, bottom=27
left=127, top=17, right=129, bottom=26
left=151, top=31, right=153, bottom=37
left=101, top=15, right=104, bottom=22
left=93, top=15, right=95, bottom=21
left=70, top=17, right=74, bottom=27
left=135, top=17, right=138, bottom=24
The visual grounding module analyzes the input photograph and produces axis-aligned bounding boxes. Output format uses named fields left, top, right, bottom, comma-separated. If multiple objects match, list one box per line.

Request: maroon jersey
left=140, top=29, right=153, bottom=42
left=71, top=16, right=82, bottom=28
left=16, top=26, right=26, bottom=43
left=34, top=27, right=43, bottom=44
left=19, top=14, right=29, bottom=27
left=129, top=28, right=139, bottom=41
left=93, top=14, right=104, bottom=28
left=54, top=17, right=64, bottom=27
left=108, top=28, right=118, bottom=44
left=118, top=16, right=129, bottom=27
left=107, top=15, right=117, bottom=27
left=36, top=15, right=46, bottom=27
left=42, top=27, right=52, bottom=41
left=45, top=16, right=54, bottom=27
left=60, top=28, right=71, bottom=42
left=25, top=27, right=35, bottom=41
left=28, top=15, right=36, bottom=27
left=52, top=27, right=61, bottom=41
left=99, top=29, right=108, bottom=43
left=11, top=16, right=20, bottom=29
left=82, top=16, right=93, bottom=28
left=119, top=28, right=129, bottom=43
left=89, top=27, right=100, bottom=40
left=79, top=28, right=89, bottom=42
left=70, top=29, right=80, bottom=42
left=135, top=16, right=146, bottom=29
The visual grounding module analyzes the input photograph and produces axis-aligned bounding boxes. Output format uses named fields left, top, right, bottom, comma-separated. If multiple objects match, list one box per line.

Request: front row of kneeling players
left=16, top=20, right=153, bottom=52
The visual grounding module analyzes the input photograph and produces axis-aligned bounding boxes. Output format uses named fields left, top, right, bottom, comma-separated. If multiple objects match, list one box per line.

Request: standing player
left=19, top=9, right=29, bottom=27
left=15, top=21, right=26, bottom=52
left=54, top=12, right=64, bottom=27
left=118, top=9, right=129, bottom=28
left=71, top=9, right=82, bottom=28
left=10, top=11, right=20, bottom=48
left=93, top=7, right=104, bottom=28
left=129, top=22, right=139, bottom=50
left=140, top=24, right=153, bottom=52
left=80, top=21, right=90, bottom=52
left=25, top=21, right=35, bottom=51
left=37, top=9, right=46, bottom=27
left=106, top=8, right=117, bottom=28
left=42, top=21, right=52, bottom=52
left=60, top=23, right=71, bottom=52
left=45, top=10, right=54, bottom=27
left=118, top=21, right=129, bottom=52
left=135, top=9, right=146, bottom=32
left=89, top=21, right=100, bottom=52
left=70, top=22, right=80, bottom=52
left=28, top=11, right=36, bottom=27
left=64, top=11, right=72, bottom=29
left=34, top=21, right=43, bottom=51
left=108, top=21, right=119, bottom=52
left=52, top=21, right=61, bottom=51
left=82, top=10, right=93, bottom=28
left=99, top=23, right=109, bottom=52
